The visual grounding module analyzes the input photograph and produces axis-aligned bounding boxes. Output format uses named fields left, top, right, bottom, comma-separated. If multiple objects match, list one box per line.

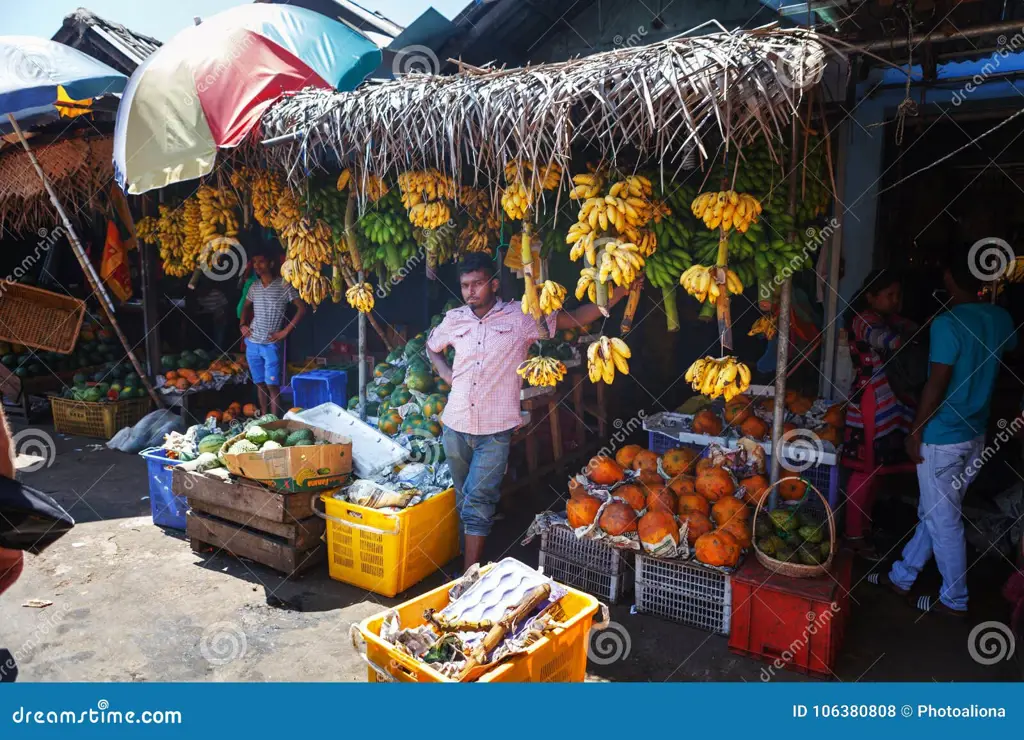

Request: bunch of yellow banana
left=281, top=259, right=332, bottom=307
left=690, top=190, right=763, bottom=232
left=516, top=356, right=567, bottom=387
left=408, top=200, right=451, bottom=229
left=749, top=314, right=778, bottom=340
left=587, top=336, right=631, bottom=384
left=249, top=170, right=285, bottom=228
left=650, top=199, right=673, bottom=224
left=458, top=224, right=492, bottom=253
left=269, top=188, right=303, bottom=232
left=575, top=267, right=598, bottom=303
left=336, top=168, right=352, bottom=192
left=679, top=265, right=744, bottom=304
left=609, top=175, right=653, bottom=198
left=181, top=197, right=205, bottom=257
left=196, top=185, right=240, bottom=242
left=500, top=178, right=533, bottom=221
left=397, top=169, right=456, bottom=208
left=636, top=228, right=658, bottom=256
left=135, top=216, right=159, bottom=243
left=299, top=274, right=332, bottom=308
left=569, top=172, right=604, bottom=200
left=684, top=356, right=752, bottom=401
left=282, top=218, right=334, bottom=265
left=345, top=283, right=375, bottom=313
left=566, top=222, right=597, bottom=264
left=1005, top=256, right=1024, bottom=283
left=598, top=241, right=644, bottom=287
left=538, top=280, right=567, bottom=314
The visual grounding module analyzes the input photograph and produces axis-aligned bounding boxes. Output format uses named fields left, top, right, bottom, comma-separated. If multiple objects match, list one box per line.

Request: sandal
left=866, top=571, right=910, bottom=597
left=913, top=595, right=967, bottom=620
left=846, top=537, right=882, bottom=561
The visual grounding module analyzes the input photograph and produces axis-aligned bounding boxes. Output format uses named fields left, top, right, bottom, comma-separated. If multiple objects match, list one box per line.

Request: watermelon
left=194, top=349, right=211, bottom=363
left=269, top=429, right=289, bottom=444
left=160, top=354, right=178, bottom=371
left=406, top=370, right=434, bottom=393
left=83, top=388, right=102, bottom=402
left=256, top=414, right=279, bottom=424
left=1, top=355, right=16, bottom=368
left=95, top=383, right=110, bottom=395
left=285, top=428, right=314, bottom=447
left=124, top=373, right=140, bottom=386
left=13, top=368, right=27, bottom=378
left=177, top=352, right=197, bottom=370
left=198, top=434, right=227, bottom=454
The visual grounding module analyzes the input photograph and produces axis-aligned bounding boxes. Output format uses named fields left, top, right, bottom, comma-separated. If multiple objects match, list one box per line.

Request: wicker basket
left=751, top=477, right=835, bottom=578
left=50, top=396, right=152, bottom=439
left=0, top=284, right=85, bottom=354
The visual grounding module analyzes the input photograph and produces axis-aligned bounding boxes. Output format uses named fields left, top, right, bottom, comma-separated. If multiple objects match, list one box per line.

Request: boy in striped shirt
left=240, top=252, right=306, bottom=416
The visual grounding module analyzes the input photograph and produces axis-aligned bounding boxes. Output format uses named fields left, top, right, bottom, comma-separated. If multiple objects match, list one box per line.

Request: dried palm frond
left=260, top=27, right=833, bottom=214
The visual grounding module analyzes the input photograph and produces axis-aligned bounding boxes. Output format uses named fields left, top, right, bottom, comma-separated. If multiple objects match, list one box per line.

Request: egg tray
left=440, top=557, right=568, bottom=626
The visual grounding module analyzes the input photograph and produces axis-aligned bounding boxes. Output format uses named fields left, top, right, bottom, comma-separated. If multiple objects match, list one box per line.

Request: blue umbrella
left=0, top=38, right=159, bottom=405
left=0, top=36, right=126, bottom=128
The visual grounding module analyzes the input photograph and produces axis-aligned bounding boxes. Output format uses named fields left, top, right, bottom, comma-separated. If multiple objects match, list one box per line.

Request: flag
left=100, top=220, right=132, bottom=302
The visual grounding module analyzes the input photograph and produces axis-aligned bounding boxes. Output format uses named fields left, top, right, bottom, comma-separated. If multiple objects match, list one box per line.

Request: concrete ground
left=1, top=423, right=1020, bottom=683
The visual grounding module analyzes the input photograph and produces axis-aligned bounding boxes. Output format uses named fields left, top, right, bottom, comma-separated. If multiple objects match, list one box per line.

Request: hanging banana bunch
left=516, top=356, right=567, bottom=388
left=749, top=314, right=778, bottom=340
left=680, top=264, right=744, bottom=305
left=248, top=170, right=286, bottom=228
left=345, top=283, right=375, bottom=313
left=501, top=160, right=562, bottom=221
left=587, top=336, right=631, bottom=385
left=684, top=356, right=752, bottom=401
left=575, top=267, right=598, bottom=304
left=536, top=280, right=567, bottom=314
left=690, top=190, right=763, bottom=233
left=598, top=241, right=645, bottom=288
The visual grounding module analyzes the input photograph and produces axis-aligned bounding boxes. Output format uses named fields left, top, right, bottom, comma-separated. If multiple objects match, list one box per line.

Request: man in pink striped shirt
left=428, top=254, right=625, bottom=569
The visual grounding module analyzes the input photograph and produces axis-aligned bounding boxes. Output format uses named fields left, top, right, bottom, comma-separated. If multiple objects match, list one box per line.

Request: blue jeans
left=443, top=427, right=512, bottom=538
left=245, top=341, right=282, bottom=385
left=889, top=437, right=984, bottom=611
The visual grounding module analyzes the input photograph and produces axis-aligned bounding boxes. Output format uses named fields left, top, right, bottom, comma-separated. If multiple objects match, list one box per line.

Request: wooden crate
left=173, top=467, right=325, bottom=577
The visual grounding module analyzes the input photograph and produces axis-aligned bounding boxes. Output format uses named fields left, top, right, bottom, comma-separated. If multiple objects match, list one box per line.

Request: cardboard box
left=221, top=420, right=353, bottom=492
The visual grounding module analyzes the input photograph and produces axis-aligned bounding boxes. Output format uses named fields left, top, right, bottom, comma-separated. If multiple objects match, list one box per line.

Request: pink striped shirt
left=427, top=300, right=557, bottom=435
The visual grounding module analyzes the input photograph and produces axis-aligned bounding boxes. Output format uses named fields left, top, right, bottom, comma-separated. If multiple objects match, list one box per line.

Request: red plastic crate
left=728, top=550, right=852, bottom=679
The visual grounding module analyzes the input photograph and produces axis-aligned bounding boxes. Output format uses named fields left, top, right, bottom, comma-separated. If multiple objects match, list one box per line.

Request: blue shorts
left=245, top=341, right=282, bottom=385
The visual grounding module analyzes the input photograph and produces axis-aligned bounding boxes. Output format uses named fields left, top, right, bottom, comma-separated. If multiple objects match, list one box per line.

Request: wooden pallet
left=173, top=467, right=325, bottom=577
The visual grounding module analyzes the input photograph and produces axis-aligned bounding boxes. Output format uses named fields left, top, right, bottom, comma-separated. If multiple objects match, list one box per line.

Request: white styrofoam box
left=285, top=402, right=408, bottom=479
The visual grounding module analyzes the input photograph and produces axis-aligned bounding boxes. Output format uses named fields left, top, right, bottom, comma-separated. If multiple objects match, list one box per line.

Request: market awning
left=260, top=26, right=831, bottom=203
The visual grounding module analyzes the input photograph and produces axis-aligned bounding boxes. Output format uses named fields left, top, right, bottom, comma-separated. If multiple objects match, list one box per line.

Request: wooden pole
left=769, top=115, right=800, bottom=491
left=7, top=114, right=163, bottom=408
left=343, top=190, right=394, bottom=352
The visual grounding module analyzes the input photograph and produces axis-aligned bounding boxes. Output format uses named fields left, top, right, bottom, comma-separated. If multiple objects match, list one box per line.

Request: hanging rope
left=895, top=4, right=919, bottom=146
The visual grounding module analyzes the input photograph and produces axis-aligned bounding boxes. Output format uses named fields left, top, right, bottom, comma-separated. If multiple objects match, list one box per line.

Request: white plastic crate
left=538, top=525, right=633, bottom=604
left=635, top=554, right=732, bottom=635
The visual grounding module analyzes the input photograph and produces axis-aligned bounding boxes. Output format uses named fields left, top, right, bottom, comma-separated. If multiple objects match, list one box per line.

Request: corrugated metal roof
left=52, top=7, right=161, bottom=74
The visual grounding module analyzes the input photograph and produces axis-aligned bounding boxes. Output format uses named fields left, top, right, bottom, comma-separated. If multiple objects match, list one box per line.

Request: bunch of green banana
left=645, top=246, right=693, bottom=289
left=359, top=190, right=413, bottom=246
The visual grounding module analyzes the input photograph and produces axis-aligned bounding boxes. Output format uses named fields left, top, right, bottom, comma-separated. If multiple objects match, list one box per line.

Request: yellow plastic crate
left=321, top=487, right=459, bottom=597
left=355, top=569, right=602, bottom=682
left=50, top=396, right=152, bottom=439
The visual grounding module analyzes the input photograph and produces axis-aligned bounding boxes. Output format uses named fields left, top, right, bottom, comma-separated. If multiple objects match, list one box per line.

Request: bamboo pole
left=7, top=114, right=162, bottom=409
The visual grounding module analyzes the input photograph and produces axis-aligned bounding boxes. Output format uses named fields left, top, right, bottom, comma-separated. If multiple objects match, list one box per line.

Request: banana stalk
left=594, top=276, right=609, bottom=314
left=715, top=228, right=733, bottom=350
left=521, top=219, right=548, bottom=338
left=662, top=284, right=680, bottom=332
left=620, top=275, right=644, bottom=334
left=344, top=190, right=363, bottom=273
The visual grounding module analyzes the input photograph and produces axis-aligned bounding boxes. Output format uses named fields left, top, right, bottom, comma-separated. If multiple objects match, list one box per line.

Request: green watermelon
left=83, top=388, right=102, bottom=402
left=124, top=373, right=140, bottom=386
left=160, top=354, right=178, bottom=371
left=421, top=393, right=447, bottom=418
left=95, top=383, right=110, bottom=395
left=198, top=434, right=227, bottom=454
left=1, top=355, right=16, bottom=368
left=177, top=352, right=197, bottom=370
left=285, top=428, right=315, bottom=447
left=406, top=370, right=434, bottom=393
left=194, top=349, right=211, bottom=363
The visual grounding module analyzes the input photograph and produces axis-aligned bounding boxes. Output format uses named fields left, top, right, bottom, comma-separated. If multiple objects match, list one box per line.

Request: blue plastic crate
left=292, top=369, right=347, bottom=410
left=140, top=448, right=188, bottom=530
